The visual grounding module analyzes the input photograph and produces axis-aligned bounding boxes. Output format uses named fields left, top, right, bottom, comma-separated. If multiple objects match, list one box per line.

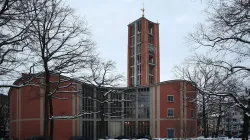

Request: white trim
left=167, top=95, right=174, bottom=102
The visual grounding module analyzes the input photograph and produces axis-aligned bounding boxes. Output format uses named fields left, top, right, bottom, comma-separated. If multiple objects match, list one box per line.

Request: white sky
left=67, top=0, right=207, bottom=83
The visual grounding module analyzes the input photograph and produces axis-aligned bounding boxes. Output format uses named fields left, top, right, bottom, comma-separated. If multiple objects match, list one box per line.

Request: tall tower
left=127, top=16, right=160, bottom=87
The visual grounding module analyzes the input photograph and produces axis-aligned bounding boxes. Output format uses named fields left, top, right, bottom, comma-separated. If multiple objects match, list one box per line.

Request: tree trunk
left=44, top=85, right=49, bottom=140
left=49, top=97, right=54, bottom=140
left=242, top=112, right=248, bottom=140
left=43, top=64, right=50, bottom=140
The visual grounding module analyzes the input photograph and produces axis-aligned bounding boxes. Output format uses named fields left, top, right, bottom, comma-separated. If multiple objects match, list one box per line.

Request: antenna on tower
left=141, top=0, right=145, bottom=17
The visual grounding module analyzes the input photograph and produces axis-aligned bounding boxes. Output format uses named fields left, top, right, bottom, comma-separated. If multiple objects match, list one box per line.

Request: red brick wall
left=160, top=120, right=181, bottom=138
left=20, top=86, right=40, bottom=119
left=160, top=81, right=181, bottom=118
left=153, top=23, right=160, bottom=83
left=20, top=121, right=40, bottom=139
left=141, top=17, right=148, bottom=86
left=9, top=74, right=77, bottom=140
left=155, top=80, right=197, bottom=138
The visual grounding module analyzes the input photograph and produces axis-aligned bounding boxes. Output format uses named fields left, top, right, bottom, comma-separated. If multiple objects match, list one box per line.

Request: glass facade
left=82, top=121, right=94, bottom=139
left=81, top=86, right=151, bottom=139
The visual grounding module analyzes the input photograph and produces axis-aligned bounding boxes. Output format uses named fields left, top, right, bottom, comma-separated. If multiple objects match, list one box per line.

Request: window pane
left=191, top=110, right=194, bottom=118
left=167, top=129, right=174, bottom=138
left=168, top=109, right=174, bottom=117
left=168, top=96, right=173, bottom=102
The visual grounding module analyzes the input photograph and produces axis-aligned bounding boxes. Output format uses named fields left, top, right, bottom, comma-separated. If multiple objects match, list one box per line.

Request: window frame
left=167, top=95, right=174, bottom=102
left=167, top=128, right=175, bottom=138
left=167, top=108, right=174, bottom=117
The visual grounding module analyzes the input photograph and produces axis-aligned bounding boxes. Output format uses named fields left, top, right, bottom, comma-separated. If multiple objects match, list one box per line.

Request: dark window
left=191, top=110, right=194, bottom=118
left=137, top=22, right=141, bottom=32
left=131, top=47, right=134, bottom=56
left=138, top=121, right=150, bottom=135
left=130, top=24, right=135, bottom=36
left=131, top=77, right=134, bottom=86
left=149, top=66, right=154, bottom=75
left=96, top=121, right=108, bottom=138
left=137, top=75, right=140, bottom=85
left=136, top=55, right=141, bottom=64
left=168, top=108, right=174, bottom=117
left=136, top=44, right=141, bottom=54
left=149, top=75, right=153, bottom=84
left=131, top=37, right=135, bottom=46
left=167, top=129, right=174, bottom=138
left=131, top=57, right=134, bottom=66
left=82, top=121, right=94, bottom=139
left=148, top=34, right=153, bottom=44
left=137, top=34, right=141, bottom=43
left=149, top=55, right=154, bottom=64
left=148, top=23, right=153, bottom=34
left=136, top=65, right=140, bottom=74
left=82, top=86, right=94, bottom=119
left=191, top=127, right=195, bottom=135
left=167, top=96, right=174, bottom=102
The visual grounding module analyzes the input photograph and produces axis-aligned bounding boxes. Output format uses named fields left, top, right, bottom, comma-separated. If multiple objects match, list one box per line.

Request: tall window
left=130, top=47, right=134, bottom=56
left=167, top=108, right=174, bottom=117
left=131, top=77, right=134, bottom=86
left=191, top=110, right=194, bottom=118
left=149, top=66, right=154, bottom=75
left=137, top=34, right=141, bottom=43
left=136, top=44, right=141, bottom=54
left=167, top=95, right=174, bottom=102
left=149, top=75, right=153, bottom=84
left=167, top=129, right=174, bottom=138
left=131, top=36, right=135, bottom=46
left=130, top=24, right=135, bottom=36
left=148, top=34, right=153, bottom=44
left=131, top=57, right=134, bottom=66
left=148, top=23, right=153, bottom=34
left=137, top=22, right=141, bottom=32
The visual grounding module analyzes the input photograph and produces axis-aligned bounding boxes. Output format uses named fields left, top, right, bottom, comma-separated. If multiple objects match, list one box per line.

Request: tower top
left=141, top=0, right=145, bottom=17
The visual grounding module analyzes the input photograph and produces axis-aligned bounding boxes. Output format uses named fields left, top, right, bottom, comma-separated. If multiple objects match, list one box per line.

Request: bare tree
left=188, top=2, right=250, bottom=137
left=79, top=57, right=128, bottom=138
left=0, top=0, right=44, bottom=80
left=16, top=0, right=96, bottom=139
left=174, top=59, right=233, bottom=137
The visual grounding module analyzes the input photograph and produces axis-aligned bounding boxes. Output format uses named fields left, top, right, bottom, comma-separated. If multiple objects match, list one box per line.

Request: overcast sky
left=67, top=0, right=207, bottom=83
